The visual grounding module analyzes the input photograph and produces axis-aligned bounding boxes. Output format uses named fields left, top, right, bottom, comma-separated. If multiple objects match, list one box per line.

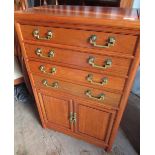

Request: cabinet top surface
left=15, top=5, right=140, bottom=29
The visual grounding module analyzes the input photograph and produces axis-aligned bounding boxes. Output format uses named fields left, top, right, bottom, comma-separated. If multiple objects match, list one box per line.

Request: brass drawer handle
left=86, top=74, right=108, bottom=86
left=89, top=35, right=115, bottom=48
left=42, top=80, right=59, bottom=89
left=39, top=65, right=56, bottom=75
left=85, top=90, right=105, bottom=101
left=88, top=57, right=112, bottom=69
left=35, top=48, right=54, bottom=59
left=32, top=29, right=53, bottom=40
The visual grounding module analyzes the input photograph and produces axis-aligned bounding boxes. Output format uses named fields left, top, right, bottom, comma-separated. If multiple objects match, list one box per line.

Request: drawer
left=32, top=74, right=122, bottom=108
left=25, top=44, right=131, bottom=77
left=21, top=25, right=137, bottom=55
left=28, top=60, right=126, bottom=92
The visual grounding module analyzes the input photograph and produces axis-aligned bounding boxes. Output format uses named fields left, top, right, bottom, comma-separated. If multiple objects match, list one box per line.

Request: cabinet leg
left=105, top=145, right=112, bottom=152
left=42, top=123, right=46, bottom=129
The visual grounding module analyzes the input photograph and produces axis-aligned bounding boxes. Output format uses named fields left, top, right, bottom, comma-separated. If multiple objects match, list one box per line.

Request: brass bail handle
left=35, top=48, right=55, bottom=59
left=33, top=29, right=53, bottom=40
left=39, top=65, right=57, bottom=75
left=42, top=80, right=59, bottom=89
left=88, top=57, right=112, bottom=69
left=89, top=35, right=115, bottom=48
left=85, top=90, right=105, bottom=101
left=86, top=74, right=108, bottom=86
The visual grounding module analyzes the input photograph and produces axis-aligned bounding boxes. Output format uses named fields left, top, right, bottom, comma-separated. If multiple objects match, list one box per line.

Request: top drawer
left=20, top=25, right=137, bottom=55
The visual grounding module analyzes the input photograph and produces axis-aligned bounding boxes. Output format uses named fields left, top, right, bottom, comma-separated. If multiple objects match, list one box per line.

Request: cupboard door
left=38, top=90, right=73, bottom=132
left=74, top=101, right=116, bottom=144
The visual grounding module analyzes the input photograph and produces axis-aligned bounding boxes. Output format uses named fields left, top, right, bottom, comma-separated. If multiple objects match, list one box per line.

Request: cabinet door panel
left=75, top=102, right=116, bottom=144
left=38, top=91, right=73, bottom=131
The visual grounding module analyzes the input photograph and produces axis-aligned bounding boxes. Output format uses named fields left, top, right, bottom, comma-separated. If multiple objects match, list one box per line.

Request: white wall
left=132, top=0, right=140, bottom=8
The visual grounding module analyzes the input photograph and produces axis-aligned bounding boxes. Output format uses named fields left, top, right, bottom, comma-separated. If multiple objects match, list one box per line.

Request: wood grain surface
left=15, top=6, right=140, bottom=151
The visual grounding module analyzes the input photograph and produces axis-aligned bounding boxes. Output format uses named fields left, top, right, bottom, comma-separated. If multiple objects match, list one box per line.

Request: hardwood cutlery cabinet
left=15, top=5, right=140, bottom=151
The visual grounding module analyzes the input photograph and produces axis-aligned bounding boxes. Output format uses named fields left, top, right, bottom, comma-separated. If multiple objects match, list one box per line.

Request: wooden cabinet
left=15, top=6, right=140, bottom=151
left=38, top=91, right=73, bottom=132
left=74, top=101, right=116, bottom=145
left=37, top=88, right=116, bottom=146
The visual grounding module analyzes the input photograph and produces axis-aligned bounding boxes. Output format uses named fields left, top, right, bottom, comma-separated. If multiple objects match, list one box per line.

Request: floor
left=15, top=99, right=138, bottom=155
left=121, top=93, right=140, bottom=153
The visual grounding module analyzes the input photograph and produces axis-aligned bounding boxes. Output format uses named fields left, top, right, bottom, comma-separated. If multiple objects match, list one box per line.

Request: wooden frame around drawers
left=15, top=6, right=140, bottom=151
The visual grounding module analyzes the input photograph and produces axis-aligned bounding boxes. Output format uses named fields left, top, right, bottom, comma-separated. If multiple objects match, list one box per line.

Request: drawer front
left=25, top=44, right=131, bottom=77
left=32, top=74, right=121, bottom=108
left=21, top=25, right=137, bottom=55
left=28, top=60, right=126, bottom=92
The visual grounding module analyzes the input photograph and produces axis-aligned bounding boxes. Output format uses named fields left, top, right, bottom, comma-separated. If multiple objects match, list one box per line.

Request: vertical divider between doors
left=69, top=99, right=74, bottom=132
left=73, top=100, right=78, bottom=134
